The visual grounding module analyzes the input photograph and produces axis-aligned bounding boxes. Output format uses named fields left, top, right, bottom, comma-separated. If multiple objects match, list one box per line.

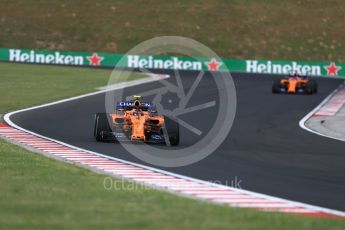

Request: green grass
left=0, top=62, right=142, bottom=114
left=0, top=62, right=344, bottom=229
left=0, top=0, right=344, bottom=61
left=1, top=139, right=345, bottom=230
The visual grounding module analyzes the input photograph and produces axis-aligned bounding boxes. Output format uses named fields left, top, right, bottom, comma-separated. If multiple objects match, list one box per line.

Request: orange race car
left=272, top=72, right=318, bottom=94
left=94, top=96, right=179, bottom=145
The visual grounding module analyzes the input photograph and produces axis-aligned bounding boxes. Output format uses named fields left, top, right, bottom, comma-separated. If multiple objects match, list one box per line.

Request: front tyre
left=272, top=80, right=282, bottom=94
left=164, top=117, right=180, bottom=146
left=305, top=80, right=318, bottom=95
left=94, top=113, right=112, bottom=142
left=311, top=80, right=318, bottom=94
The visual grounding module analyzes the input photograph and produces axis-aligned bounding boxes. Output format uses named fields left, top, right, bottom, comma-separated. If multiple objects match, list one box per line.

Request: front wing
left=99, top=131, right=166, bottom=144
left=276, top=86, right=309, bottom=94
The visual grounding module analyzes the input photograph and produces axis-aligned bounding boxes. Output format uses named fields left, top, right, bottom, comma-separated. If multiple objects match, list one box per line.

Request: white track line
left=2, top=74, right=345, bottom=219
left=299, top=81, right=345, bottom=142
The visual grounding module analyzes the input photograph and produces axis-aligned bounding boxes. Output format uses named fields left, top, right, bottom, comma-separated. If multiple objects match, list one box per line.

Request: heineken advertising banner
left=0, top=48, right=343, bottom=77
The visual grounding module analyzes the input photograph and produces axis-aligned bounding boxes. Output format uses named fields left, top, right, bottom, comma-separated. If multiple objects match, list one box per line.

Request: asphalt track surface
left=11, top=70, right=345, bottom=211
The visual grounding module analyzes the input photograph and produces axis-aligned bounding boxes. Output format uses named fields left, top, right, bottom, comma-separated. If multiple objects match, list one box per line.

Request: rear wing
left=116, top=101, right=154, bottom=111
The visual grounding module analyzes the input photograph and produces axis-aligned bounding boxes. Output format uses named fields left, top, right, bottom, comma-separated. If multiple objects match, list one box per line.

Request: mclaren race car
left=272, top=72, right=318, bottom=94
left=93, top=96, right=179, bottom=145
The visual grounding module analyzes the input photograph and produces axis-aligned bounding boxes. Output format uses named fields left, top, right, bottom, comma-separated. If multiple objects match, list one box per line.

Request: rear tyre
left=164, top=117, right=179, bottom=146
left=94, top=113, right=112, bottom=142
left=272, top=80, right=282, bottom=94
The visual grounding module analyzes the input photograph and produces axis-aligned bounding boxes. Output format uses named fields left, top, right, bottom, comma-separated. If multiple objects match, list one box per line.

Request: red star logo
left=87, top=53, right=104, bottom=66
left=205, top=58, right=222, bottom=71
left=324, top=62, right=342, bottom=76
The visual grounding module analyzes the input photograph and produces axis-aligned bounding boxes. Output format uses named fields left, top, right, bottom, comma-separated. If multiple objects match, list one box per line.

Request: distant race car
left=272, top=72, right=318, bottom=94
left=93, top=96, right=179, bottom=145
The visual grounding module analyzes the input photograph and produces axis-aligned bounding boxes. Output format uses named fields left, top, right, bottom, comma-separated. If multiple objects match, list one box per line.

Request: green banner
left=0, top=48, right=344, bottom=77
